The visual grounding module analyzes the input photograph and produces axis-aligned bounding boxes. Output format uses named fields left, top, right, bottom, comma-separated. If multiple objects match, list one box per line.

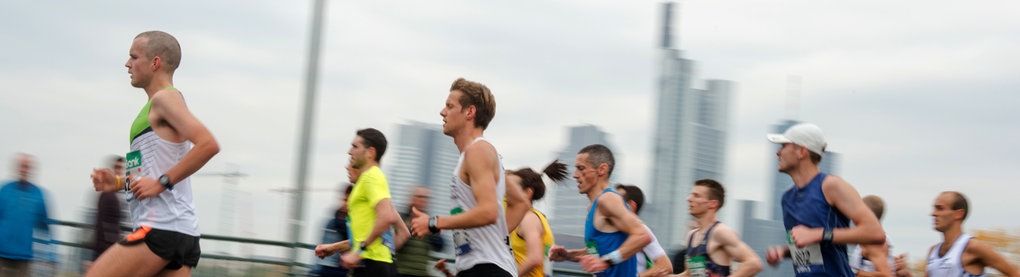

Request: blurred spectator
left=93, top=155, right=126, bottom=261
left=0, top=153, right=53, bottom=277
left=395, top=186, right=444, bottom=277
left=311, top=184, right=352, bottom=277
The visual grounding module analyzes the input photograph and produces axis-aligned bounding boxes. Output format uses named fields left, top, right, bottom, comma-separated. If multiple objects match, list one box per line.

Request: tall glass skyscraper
left=644, top=1, right=733, bottom=249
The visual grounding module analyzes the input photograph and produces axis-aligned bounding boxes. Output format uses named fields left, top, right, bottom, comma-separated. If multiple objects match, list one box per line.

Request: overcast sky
left=2, top=0, right=1018, bottom=266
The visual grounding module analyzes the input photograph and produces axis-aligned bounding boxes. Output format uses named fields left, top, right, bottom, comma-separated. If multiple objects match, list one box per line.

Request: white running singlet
left=926, top=233, right=985, bottom=277
left=448, top=137, right=516, bottom=275
left=124, top=95, right=199, bottom=236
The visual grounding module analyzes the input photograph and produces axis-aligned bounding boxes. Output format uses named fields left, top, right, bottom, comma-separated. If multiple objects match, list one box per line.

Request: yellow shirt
left=348, top=166, right=393, bottom=263
left=510, top=209, right=554, bottom=277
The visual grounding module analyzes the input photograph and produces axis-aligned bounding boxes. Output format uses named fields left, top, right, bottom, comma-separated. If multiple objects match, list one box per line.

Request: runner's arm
left=435, top=143, right=501, bottom=229
left=149, top=90, right=220, bottom=186
left=641, top=227, right=673, bottom=277
left=856, top=243, right=893, bottom=277
left=363, top=198, right=398, bottom=248
left=715, top=226, right=763, bottom=277
left=823, top=177, right=885, bottom=245
left=548, top=246, right=587, bottom=262
left=600, top=193, right=652, bottom=260
left=516, top=212, right=545, bottom=276
left=969, top=240, right=1020, bottom=277
left=391, top=206, right=411, bottom=250
left=504, top=175, right=530, bottom=232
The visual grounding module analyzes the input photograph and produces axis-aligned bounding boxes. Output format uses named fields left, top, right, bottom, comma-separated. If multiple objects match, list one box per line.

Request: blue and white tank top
left=927, top=234, right=985, bottom=277
left=449, top=137, right=516, bottom=275
left=584, top=188, right=637, bottom=277
left=781, top=172, right=852, bottom=276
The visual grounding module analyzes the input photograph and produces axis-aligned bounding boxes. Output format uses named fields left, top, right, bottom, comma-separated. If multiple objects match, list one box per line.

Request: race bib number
left=124, top=150, right=143, bottom=201
left=687, top=256, right=708, bottom=277
left=451, top=206, right=472, bottom=255
left=788, top=231, right=823, bottom=273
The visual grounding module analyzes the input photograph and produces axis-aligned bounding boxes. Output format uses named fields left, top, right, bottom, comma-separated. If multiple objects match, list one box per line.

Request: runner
left=614, top=184, right=673, bottom=277
left=340, top=128, right=401, bottom=276
left=923, top=191, right=1018, bottom=277
left=409, top=78, right=519, bottom=277
left=848, top=195, right=895, bottom=277
left=88, top=30, right=220, bottom=277
left=763, top=123, right=885, bottom=277
left=548, top=144, right=652, bottom=276
left=508, top=160, right=568, bottom=277
left=679, top=179, right=762, bottom=277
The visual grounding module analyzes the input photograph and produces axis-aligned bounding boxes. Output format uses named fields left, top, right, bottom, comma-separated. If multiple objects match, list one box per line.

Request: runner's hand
left=894, top=253, right=912, bottom=277
left=129, top=177, right=166, bottom=200
left=409, top=207, right=431, bottom=237
left=579, top=254, right=609, bottom=273
left=91, top=168, right=117, bottom=192
left=434, top=259, right=454, bottom=277
left=766, top=246, right=787, bottom=266
left=789, top=225, right=822, bottom=248
left=315, top=244, right=335, bottom=259
left=548, top=245, right=569, bottom=262
left=340, top=252, right=362, bottom=269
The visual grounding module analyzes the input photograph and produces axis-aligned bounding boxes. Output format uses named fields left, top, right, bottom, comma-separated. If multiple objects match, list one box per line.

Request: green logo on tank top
left=585, top=241, right=599, bottom=255
left=126, top=150, right=142, bottom=171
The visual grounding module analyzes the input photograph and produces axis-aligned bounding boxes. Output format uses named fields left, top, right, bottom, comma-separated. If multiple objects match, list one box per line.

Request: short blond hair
left=450, top=78, right=496, bottom=129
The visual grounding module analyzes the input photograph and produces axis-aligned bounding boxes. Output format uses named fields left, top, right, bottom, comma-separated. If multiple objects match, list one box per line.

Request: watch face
left=159, top=175, right=170, bottom=186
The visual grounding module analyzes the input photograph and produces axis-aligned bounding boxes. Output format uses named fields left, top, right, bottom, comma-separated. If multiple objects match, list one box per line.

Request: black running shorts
left=119, top=226, right=201, bottom=269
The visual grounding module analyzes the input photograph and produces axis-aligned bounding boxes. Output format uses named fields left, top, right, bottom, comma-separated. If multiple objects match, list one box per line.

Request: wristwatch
left=159, top=174, right=173, bottom=191
left=428, top=216, right=441, bottom=234
left=822, top=228, right=834, bottom=243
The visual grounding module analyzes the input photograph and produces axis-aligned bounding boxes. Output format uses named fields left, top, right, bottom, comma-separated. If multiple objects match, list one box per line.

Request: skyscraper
left=547, top=124, right=619, bottom=236
left=644, top=1, right=733, bottom=249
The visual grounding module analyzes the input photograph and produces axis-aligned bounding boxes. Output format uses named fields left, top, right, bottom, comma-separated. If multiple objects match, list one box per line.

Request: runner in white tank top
left=125, top=114, right=199, bottom=236
left=87, top=30, right=220, bottom=276
left=927, top=234, right=984, bottom=277
left=410, top=78, right=526, bottom=277
left=448, top=137, right=516, bottom=274
left=923, top=191, right=1019, bottom=277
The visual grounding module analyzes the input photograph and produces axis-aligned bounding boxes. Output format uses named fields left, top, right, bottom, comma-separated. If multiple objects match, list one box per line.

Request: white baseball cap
left=767, top=123, right=826, bottom=155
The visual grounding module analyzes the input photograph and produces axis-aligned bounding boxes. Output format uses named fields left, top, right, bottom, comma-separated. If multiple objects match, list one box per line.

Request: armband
left=600, top=250, right=623, bottom=266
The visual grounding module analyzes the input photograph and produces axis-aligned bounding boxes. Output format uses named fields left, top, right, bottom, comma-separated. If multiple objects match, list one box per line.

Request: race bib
left=124, top=150, right=143, bottom=201
left=788, top=231, right=824, bottom=273
left=585, top=241, right=599, bottom=255
left=451, top=206, right=472, bottom=255
left=687, top=256, right=708, bottom=277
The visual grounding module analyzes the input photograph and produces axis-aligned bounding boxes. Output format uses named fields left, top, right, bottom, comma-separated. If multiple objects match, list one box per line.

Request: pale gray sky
left=2, top=0, right=1018, bottom=266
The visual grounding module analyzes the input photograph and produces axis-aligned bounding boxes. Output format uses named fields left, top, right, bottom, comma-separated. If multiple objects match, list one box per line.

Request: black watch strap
left=428, top=216, right=441, bottom=234
left=159, top=174, right=173, bottom=191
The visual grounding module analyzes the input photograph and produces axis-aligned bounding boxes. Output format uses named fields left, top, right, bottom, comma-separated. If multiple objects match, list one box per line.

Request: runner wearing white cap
left=763, top=123, right=886, bottom=277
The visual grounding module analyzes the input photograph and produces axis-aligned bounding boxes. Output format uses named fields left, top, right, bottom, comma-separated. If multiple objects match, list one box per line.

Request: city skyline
left=2, top=0, right=1018, bottom=269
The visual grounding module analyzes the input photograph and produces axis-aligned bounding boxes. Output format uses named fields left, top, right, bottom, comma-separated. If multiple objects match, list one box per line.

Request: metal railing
left=51, top=219, right=590, bottom=276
